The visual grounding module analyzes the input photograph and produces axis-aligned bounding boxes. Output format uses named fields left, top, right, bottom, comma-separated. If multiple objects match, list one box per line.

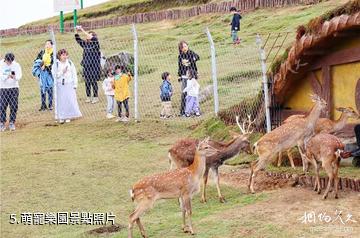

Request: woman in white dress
left=52, top=49, right=82, bottom=123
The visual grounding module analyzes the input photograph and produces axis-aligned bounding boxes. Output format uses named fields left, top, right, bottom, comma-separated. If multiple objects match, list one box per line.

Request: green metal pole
left=81, top=0, right=83, bottom=9
left=73, top=9, right=77, bottom=28
left=60, top=11, right=64, bottom=33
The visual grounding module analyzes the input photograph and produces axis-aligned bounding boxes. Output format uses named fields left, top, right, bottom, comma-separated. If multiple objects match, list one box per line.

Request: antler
left=235, top=115, right=255, bottom=135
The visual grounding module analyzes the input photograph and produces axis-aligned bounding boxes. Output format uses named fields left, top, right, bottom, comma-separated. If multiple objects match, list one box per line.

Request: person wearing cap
left=0, top=53, right=22, bottom=131
left=75, top=25, right=101, bottom=104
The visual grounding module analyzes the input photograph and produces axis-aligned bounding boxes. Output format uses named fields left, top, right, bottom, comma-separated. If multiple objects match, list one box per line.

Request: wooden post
left=322, top=65, right=331, bottom=118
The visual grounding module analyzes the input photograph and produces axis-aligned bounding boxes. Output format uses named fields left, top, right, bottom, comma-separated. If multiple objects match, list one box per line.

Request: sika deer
left=249, top=94, right=327, bottom=193
left=277, top=107, right=359, bottom=170
left=128, top=139, right=218, bottom=238
left=168, top=116, right=254, bottom=203
left=305, top=133, right=344, bottom=199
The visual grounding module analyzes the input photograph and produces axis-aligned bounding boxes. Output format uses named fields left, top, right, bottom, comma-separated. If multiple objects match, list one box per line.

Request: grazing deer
left=249, top=94, right=327, bottom=193
left=305, top=133, right=344, bottom=199
left=168, top=115, right=254, bottom=203
left=277, top=107, right=360, bottom=169
left=128, top=139, right=218, bottom=238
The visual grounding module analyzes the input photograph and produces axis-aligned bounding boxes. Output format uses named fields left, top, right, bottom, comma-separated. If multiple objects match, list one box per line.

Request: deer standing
left=305, top=133, right=344, bottom=199
left=277, top=107, right=360, bottom=169
left=168, top=116, right=254, bottom=203
left=128, top=139, right=218, bottom=238
left=249, top=94, right=327, bottom=193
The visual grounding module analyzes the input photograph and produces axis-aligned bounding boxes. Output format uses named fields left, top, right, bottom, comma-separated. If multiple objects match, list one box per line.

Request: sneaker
left=85, top=97, right=91, bottom=103
left=185, top=114, right=190, bottom=117
left=160, top=114, right=165, bottom=119
left=0, top=123, right=6, bottom=132
left=59, top=119, right=65, bottom=124
left=195, top=112, right=201, bottom=117
left=122, top=117, right=129, bottom=122
left=91, top=97, right=99, bottom=104
left=39, top=107, right=47, bottom=111
left=106, top=113, right=115, bottom=119
left=9, top=122, right=15, bottom=131
left=48, top=106, right=53, bottom=111
left=65, top=119, right=71, bottom=123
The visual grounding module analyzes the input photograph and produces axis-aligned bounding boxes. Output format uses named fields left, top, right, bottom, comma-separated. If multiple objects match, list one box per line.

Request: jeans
left=231, top=30, right=239, bottom=42
left=0, top=88, right=19, bottom=123
left=40, top=87, right=53, bottom=109
left=117, top=98, right=129, bottom=117
left=85, top=81, right=98, bottom=97
left=106, top=95, right=115, bottom=114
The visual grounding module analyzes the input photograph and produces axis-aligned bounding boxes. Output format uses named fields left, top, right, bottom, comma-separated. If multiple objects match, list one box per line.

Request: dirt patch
left=86, top=224, right=126, bottom=235
left=221, top=167, right=297, bottom=192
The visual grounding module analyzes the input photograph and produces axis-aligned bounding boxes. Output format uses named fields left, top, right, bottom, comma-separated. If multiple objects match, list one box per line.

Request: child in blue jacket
left=160, top=72, right=173, bottom=118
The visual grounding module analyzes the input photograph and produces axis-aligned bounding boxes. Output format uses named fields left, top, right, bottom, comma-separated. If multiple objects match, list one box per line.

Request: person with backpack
left=159, top=72, right=173, bottom=119
left=34, top=39, right=54, bottom=111
left=52, top=49, right=82, bottom=123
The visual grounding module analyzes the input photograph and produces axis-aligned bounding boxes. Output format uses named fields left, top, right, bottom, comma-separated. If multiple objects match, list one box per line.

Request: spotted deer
left=168, top=115, right=254, bottom=203
left=249, top=94, right=327, bottom=193
left=277, top=107, right=360, bottom=170
left=305, top=133, right=344, bottom=199
left=128, top=139, right=218, bottom=238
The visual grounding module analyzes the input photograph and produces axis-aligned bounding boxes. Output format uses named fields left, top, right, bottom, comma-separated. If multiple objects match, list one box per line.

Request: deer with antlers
left=168, top=115, right=254, bottom=203
left=128, top=139, right=218, bottom=238
left=249, top=94, right=327, bottom=193
left=277, top=107, right=360, bottom=169
left=305, top=133, right=344, bottom=199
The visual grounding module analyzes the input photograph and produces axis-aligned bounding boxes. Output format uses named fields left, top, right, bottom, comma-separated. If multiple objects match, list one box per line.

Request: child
left=113, top=65, right=132, bottom=122
left=183, top=69, right=200, bottom=117
left=160, top=72, right=173, bottom=118
left=230, top=7, right=242, bottom=44
left=102, top=70, right=115, bottom=119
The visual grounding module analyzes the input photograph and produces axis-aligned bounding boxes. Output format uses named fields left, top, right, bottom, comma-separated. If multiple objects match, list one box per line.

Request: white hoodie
left=183, top=78, right=200, bottom=97
left=102, top=76, right=115, bottom=96
left=0, top=60, right=22, bottom=89
left=52, top=59, right=78, bottom=88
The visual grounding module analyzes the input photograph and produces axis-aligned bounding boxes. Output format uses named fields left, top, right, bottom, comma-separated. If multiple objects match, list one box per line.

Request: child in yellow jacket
left=113, top=65, right=132, bottom=122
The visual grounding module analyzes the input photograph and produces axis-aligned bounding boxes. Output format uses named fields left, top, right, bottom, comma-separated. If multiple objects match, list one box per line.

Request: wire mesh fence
left=0, top=25, right=294, bottom=130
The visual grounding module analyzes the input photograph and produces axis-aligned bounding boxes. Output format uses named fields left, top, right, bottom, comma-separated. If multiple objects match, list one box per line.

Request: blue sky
left=0, top=0, right=109, bottom=30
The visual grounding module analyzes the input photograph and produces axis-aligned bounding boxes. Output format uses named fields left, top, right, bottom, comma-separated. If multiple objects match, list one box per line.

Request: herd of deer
left=128, top=94, right=360, bottom=238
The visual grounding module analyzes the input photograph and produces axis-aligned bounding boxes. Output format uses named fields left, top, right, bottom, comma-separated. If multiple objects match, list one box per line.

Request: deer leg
left=314, top=161, right=321, bottom=194
left=298, top=145, right=309, bottom=173
left=287, top=149, right=296, bottom=169
left=250, top=158, right=266, bottom=194
left=179, top=196, right=187, bottom=230
left=322, top=161, right=334, bottom=200
left=128, top=200, right=152, bottom=238
left=212, top=167, right=226, bottom=203
left=277, top=151, right=283, bottom=167
left=183, top=197, right=194, bottom=235
left=333, top=163, right=339, bottom=199
left=200, top=167, right=210, bottom=203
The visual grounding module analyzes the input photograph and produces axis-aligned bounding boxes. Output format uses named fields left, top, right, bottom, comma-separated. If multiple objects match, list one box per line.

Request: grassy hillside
left=23, top=0, right=211, bottom=27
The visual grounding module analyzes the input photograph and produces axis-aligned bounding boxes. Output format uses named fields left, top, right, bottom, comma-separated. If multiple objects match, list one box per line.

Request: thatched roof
left=271, top=0, right=360, bottom=104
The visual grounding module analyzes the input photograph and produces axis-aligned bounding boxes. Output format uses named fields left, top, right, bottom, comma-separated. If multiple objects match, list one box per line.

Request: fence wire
left=0, top=26, right=293, bottom=130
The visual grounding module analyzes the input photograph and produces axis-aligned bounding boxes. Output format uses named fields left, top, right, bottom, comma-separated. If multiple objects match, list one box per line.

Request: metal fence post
left=205, top=27, right=219, bottom=116
left=256, top=34, right=271, bottom=132
left=132, top=24, right=139, bottom=122
left=49, top=28, right=58, bottom=120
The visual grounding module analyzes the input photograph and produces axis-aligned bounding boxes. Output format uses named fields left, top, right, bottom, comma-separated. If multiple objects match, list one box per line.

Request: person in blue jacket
left=160, top=72, right=173, bottom=118
left=230, top=7, right=242, bottom=44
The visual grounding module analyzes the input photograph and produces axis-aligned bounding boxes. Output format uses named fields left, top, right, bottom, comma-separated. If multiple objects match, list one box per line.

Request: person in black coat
left=75, top=25, right=101, bottom=103
left=230, top=7, right=242, bottom=44
left=177, top=41, right=200, bottom=116
left=35, top=39, right=54, bottom=111
left=341, top=124, right=360, bottom=158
